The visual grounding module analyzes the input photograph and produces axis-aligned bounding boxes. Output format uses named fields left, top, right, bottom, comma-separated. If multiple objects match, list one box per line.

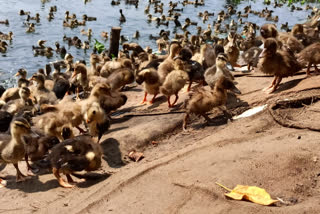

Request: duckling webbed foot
left=66, top=174, right=78, bottom=184
left=182, top=113, right=190, bottom=131
left=53, top=168, right=74, bottom=188
left=14, top=163, right=27, bottom=182
left=148, top=93, right=158, bottom=105
left=25, top=154, right=39, bottom=175
left=140, top=92, right=148, bottom=104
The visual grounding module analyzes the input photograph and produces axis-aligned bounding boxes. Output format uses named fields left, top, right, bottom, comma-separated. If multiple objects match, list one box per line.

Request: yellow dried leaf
left=216, top=183, right=278, bottom=206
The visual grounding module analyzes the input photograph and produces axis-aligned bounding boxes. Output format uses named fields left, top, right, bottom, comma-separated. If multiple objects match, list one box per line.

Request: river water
left=0, top=0, right=318, bottom=88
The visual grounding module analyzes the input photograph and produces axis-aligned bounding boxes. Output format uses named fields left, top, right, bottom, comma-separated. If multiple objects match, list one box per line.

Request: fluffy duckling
left=119, top=9, right=126, bottom=23
left=0, top=41, right=8, bottom=53
left=32, top=40, right=46, bottom=50
left=160, top=58, right=189, bottom=107
left=48, top=135, right=103, bottom=188
left=133, top=30, right=140, bottom=39
left=19, top=10, right=30, bottom=15
left=0, top=19, right=9, bottom=25
left=33, top=112, right=74, bottom=142
left=157, top=42, right=182, bottom=84
left=100, top=58, right=132, bottom=78
left=257, top=38, right=302, bottom=93
left=1, top=87, right=20, bottom=103
left=26, top=23, right=35, bottom=33
left=89, top=83, right=127, bottom=115
left=0, top=118, right=32, bottom=182
left=34, top=47, right=53, bottom=57
left=82, top=14, right=97, bottom=21
left=100, top=31, right=109, bottom=40
left=204, top=53, right=234, bottom=89
left=240, top=47, right=262, bottom=71
left=106, top=67, right=134, bottom=91
left=296, top=42, right=320, bottom=76
left=0, top=110, right=12, bottom=132
left=72, top=62, right=90, bottom=97
left=24, top=135, right=59, bottom=172
left=0, top=31, right=13, bottom=40
left=136, top=67, right=161, bottom=104
left=82, top=41, right=90, bottom=49
left=80, top=28, right=92, bottom=39
left=224, top=32, right=240, bottom=68
left=1, top=87, right=34, bottom=115
left=183, top=76, right=241, bottom=130
left=30, top=73, right=57, bottom=105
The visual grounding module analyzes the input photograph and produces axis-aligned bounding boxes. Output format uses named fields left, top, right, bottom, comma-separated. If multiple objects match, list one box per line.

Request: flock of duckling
left=1, top=0, right=320, bottom=189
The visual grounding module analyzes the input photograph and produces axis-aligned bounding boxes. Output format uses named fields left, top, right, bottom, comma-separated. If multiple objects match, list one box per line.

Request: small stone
left=63, top=203, right=68, bottom=207
left=313, top=156, right=318, bottom=162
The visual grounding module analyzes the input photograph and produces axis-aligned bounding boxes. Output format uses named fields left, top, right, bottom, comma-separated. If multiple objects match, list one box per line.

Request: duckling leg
left=149, top=93, right=158, bottom=104
left=25, top=154, right=39, bottom=175
left=167, top=95, right=172, bottom=107
left=52, top=167, right=74, bottom=188
left=262, top=76, right=277, bottom=92
left=13, top=163, right=27, bottom=182
left=266, top=76, right=282, bottom=94
left=187, top=81, right=193, bottom=92
left=201, top=113, right=213, bottom=123
left=171, top=94, right=179, bottom=107
left=247, top=64, right=251, bottom=72
left=314, top=64, right=320, bottom=74
left=183, top=113, right=190, bottom=131
left=76, top=126, right=86, bottom=134
left=306, top=62, right=312, bottom=76
left=140, top=92, right=148, bottom=104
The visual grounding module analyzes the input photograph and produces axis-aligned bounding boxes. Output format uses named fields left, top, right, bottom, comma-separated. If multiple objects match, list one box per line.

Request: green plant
left=94, top=39, right=105, bottom=54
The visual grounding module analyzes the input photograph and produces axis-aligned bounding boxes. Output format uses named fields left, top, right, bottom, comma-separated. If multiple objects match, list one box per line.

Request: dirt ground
left=1, top=70, right=320, bottom=214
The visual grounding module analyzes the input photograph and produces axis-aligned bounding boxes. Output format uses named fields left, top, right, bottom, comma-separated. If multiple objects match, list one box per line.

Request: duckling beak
left=14, top=72, right=20, bottom=77
left=259, top=49, right=267, bottom=58
left=71, top=71, right=77, bottom=78
left=230, top=85, right=241, bottom=94
left=86, top=119, right=91, bottom=124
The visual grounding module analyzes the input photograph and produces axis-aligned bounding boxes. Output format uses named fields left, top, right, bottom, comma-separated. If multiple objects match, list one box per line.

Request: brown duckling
left=0, top=31, right=13, bottom=40
left=296, top=42, right=320, bottom=76
left=257, top=38, right=302, bottom=93
left=106, top=67, right=134, bottom=91
left=32, top=40, right=46, bottom=50
left=23, top=135, right=59, bottom=172
left=1, top=87, right=34, bottom=115
left=19, top=10, right=30, bottom=15
left=240, top=47, right=262, bottom=71
left=34, top=47, right=53, bottom=57
left=71, top=62, right=90, bottom=98
left=0, top=118, right=32, bottom=183
left=160, top=58, right=189, bottom=108
left=100, top=58, right=132, bottom=78
left=30, top=73, right=57, bottom=105
left=0, top=40, right=8, bottom=53
left=0, top=19, right=9, bottom=25
left=224, top=32, right=240, bottom=68
left=183, top=76, right=240, bottom=130
left=136, top=67, right=161, bottom=104
left=82, top=14, right=96, bottom=21
left=48, top=135, right=102, bottom=188
left=82, top=41, right=90, bottom=49
left=204, top=53, right=234, bottom=89
left=26, top=23, right=35, bottom=33
left=100, top=31, right=109, bottom=40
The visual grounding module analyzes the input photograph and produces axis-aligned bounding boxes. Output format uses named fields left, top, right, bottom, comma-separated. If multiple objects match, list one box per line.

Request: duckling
left=106, top=67, right=134, bottom=91
left=80, top=28, right=92, bottom=39
left=82, top=41, right=90, bottom=50
left=133, top=30, right=140, bottom=39
left=23, top=135, right=59, bottom=172
left=296, top=43, right=320, bottom=76
left=160, top=58, right=189, bottom=107
left=0, top=19, right=9, bottom=25
left=29, top=13, right=40, bottom=22
left=71, top=62, right=90, bottom=98
left=30, top=73, right=57, bottom=105
left=120, top=35, right=128, bottom=44
left=281, top=22, right=289, bottom=32
left=0, top=31, right=13, bottom=40
left=0, top=118, right=32, bottom=182
left=204, top=53, right=234, bottom=89
left=82, top=14, right=97, bottom=21
left=48, top=135, right=102, bottom=188
left=119, top=9, right=126, bottom=23
left=32, top=40, right=46, bottom=50
left=101, top=31, right=109, bottom=40
left=257, top=38, right=302, bottom=93
left=224, top=32, right=240, bottom=68
left=1, top=87, right=34, bottom=115
left=100, top=58, right=132, bottom=78
left=47, top=12, right=54, bottom=21
left=34, top=47, right=53, bottom=57
left=0, top=41, right=8, bottom=53
left=183, top=76, right=241, bottom=130
left=15, top=68, right=30, bottom=88
left=26, top=23, right=35, bottom=33
left=136, top=67, right=161, bottom=104
left=157, top=42, right=182, bottom=84
left=19, top=10, right=30, bottom=15
left=174, top=15, right=181, bottom=27
left=240, top=47, right=262, bottom=71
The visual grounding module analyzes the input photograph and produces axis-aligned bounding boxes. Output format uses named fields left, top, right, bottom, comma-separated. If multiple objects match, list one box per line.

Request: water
left=0, top=0, right=318, bottom=88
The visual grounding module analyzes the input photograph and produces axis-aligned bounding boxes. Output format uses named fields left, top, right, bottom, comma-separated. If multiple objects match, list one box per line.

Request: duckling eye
left=92, top=110, right=96, bottom=115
